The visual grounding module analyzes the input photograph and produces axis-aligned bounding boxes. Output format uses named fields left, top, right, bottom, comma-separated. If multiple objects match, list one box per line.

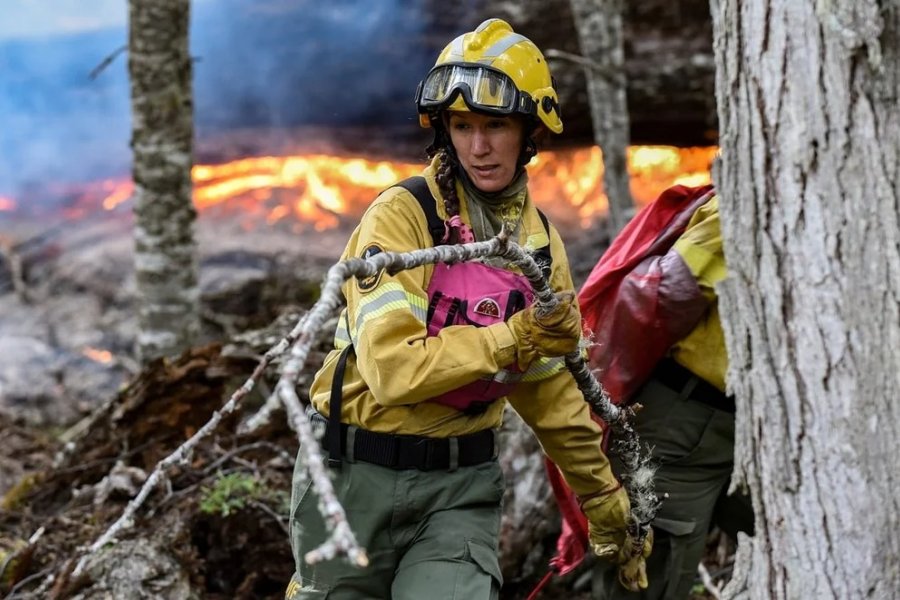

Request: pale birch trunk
left=129, top=0, right=200, bottom=363
left=569, top=0, right=634, bottom=235
left=711, top=1, right=900, bottom=598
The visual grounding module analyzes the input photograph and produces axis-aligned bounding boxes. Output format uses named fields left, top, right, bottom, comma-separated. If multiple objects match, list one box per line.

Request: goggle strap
left=518, top=95, right=536, bottom=115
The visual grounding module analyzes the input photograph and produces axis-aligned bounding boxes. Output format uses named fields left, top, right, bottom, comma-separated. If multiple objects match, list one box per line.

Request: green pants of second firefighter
left=592, top=378, right=754, bottom=600
left=286, top=455, right=504, bottom=599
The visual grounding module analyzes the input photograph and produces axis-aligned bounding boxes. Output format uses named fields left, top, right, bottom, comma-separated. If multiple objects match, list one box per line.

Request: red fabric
left=525, top=568, right=556, bottom=600
left=533, top=185, right=715, bottom=591
left=545, top=457, right=590, bottom=575
left=578, top=184, right=715, bottom=403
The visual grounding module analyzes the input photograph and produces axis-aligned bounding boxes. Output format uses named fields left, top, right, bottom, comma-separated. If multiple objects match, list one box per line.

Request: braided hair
left=432, top=149, right=464, bottom=244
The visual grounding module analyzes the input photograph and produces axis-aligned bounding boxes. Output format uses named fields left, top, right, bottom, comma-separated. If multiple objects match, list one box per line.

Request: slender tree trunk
left=129, top=0, right=200, bottom=362
left=711, top=1, right=900, bottom=598
left=569, top=0, right=634, bottom=235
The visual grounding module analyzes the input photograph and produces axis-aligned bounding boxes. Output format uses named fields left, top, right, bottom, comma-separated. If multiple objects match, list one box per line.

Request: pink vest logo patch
left=473, top=298, right=501, bottom=318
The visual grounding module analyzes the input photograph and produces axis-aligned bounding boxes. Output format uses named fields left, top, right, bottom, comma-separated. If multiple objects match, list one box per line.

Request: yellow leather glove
left=582, top=487, right=630, bottom=560
left=506, top=291, right=581, bottom=369
left=582, top=488, right=653, bottom=591
left=617, top=528, right=653, bottom=592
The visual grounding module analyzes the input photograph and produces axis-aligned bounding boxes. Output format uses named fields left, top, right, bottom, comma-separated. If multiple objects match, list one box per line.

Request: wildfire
left=2, top=145, right=716, bottom=231
left=100, top=180, right=134, bottom=210
left=82, top=346, right=114, bottom=364
left=192, top=154, right=422, bottom=231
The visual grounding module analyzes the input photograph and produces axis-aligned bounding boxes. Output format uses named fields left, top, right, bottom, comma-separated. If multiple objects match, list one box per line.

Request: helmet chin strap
left=517, top=136, right=538, bottom=167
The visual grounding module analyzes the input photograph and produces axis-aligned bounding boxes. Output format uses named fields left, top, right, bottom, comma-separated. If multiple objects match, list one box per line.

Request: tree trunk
left=129, top=0, right=200, bottom=363
left=568, top=0, right=635, bottom=235
left=711, top=1, right=900, bottom=598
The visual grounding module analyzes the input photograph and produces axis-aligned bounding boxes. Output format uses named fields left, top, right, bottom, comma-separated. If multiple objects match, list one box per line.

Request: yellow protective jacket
left=670, top=196, right=727, bottom=391
left=309, top=157, right=617, bottom=497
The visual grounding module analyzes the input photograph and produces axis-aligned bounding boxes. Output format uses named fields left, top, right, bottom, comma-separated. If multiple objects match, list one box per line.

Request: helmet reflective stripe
left=446, top=36, right=465, bottom=62
left=478, top=34, right=528, bottom=64
left=474, top=18, right=498, bottom=33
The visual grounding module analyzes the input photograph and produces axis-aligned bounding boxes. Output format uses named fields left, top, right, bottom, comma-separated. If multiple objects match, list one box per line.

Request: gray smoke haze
left=0, top=0, right=473, bottom=203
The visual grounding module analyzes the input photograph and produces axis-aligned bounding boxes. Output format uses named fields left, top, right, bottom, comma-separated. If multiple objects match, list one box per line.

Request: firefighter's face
left=447, top=111, right=524, bottom=193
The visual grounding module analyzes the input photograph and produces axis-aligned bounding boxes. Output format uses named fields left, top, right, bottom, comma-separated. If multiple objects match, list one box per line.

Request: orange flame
left=191, top=154, right=422, bottom=231
left=188, top=145, right=715, bottom=230
left=82, top=346, right=114, bottom=364
left=100, top=180, right=134, bottom=210
left=3, top=145, right=716, bottom=230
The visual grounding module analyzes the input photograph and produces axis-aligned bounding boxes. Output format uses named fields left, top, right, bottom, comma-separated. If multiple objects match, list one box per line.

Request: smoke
left=0, top=29, right=132, bottom=199
left=0, top=0, right=471, bottom=202
left=192, top=0, right=436, bottom=130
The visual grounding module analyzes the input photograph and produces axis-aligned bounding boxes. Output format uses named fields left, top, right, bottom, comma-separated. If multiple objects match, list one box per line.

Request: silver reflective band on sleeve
left=352, top=282, right=428, bottom=344
left=522, top=356, right=566, bottom=382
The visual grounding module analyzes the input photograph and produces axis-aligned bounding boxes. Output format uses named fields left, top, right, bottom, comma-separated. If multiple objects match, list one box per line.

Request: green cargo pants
left=592, top=378, right=753, bottom=600
left=286, top=453, right=504, bottom=599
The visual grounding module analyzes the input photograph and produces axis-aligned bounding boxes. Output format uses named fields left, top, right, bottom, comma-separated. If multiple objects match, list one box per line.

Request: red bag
left=531, top=185, right=715, bottom=595
left=579, top=184, right=715, bottom=403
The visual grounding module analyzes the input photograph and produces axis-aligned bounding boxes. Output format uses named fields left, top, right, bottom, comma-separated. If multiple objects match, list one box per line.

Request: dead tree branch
left=544, top=48, right=620, bottom=82
left=698, top=561, right=724, bottom=600
left=88, top=45, right=127, bottom=80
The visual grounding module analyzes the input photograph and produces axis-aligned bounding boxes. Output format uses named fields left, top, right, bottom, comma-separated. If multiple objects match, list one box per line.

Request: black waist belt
left=311, top=411, right=496, bottom=471
left=652, top=358, right=735, bottom=414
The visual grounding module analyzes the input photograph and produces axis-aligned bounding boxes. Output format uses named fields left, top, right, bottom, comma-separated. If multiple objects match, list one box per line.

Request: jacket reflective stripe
left=486, top=368, right=523, bottom=385
left=522, top=356, right=565, bottom=382
left=351, top=282, right=428, bottom=344
left=456, top=352, right=564, bottom=386
left=333, top=309, right=352, bottom=349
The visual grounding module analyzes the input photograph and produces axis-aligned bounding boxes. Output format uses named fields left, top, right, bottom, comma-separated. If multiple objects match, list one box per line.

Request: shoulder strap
left=327, top=344, right=353, bottom=469
left=394, top=176, right=446, bottom=246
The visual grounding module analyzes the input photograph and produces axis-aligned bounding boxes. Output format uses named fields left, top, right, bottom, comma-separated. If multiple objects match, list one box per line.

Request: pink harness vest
left=425, top=260, right=535, bottom=412
left=385, top=176, right=553, bottom=413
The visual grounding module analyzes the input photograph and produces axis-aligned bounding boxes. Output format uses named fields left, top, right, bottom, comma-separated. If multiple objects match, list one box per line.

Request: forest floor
left=0, top=214, right=735, bottom=599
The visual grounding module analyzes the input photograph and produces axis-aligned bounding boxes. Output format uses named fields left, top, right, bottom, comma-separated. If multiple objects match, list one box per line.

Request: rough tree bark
left=129, top=0, right=200, bottom=362
left=711, top=1, right=900, bottom=598
left=568, top=0, right=635, bottom=234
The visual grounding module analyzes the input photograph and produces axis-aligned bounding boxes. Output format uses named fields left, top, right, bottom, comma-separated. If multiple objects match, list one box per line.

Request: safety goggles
left=416, top=63, right=537, bottom=117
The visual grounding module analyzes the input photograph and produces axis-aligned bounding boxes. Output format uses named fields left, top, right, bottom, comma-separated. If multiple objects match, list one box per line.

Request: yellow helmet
left=415, top=18, right=563, bottom=134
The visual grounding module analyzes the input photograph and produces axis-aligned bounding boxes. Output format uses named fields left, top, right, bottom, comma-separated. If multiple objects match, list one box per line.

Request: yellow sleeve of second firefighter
left=670, top=194, right=729, bottom=391
left=672, top=195, right=726, bottom=302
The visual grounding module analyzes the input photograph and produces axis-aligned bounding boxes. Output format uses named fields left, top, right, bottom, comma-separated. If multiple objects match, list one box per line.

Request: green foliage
left=200, top=472, right=264, bottom=517
left=689, top=583, right=708, bottom=598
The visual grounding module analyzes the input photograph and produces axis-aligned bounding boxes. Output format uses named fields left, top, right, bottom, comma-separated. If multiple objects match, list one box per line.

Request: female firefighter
left=286, top=18, right=650, bottom=599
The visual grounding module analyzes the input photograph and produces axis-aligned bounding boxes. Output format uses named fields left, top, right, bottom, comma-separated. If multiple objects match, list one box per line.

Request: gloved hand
left=582, top=487, right=653, bottom=591
left=506, top=291, right=581, bottom=369
left=617, top=528, right=653, bottom=592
